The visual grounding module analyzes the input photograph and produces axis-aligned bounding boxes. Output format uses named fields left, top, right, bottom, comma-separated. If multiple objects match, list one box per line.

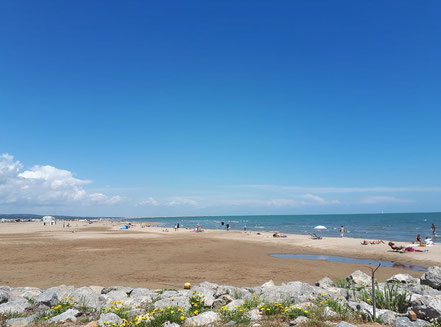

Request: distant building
left=42, top=216, right=56, bottom=225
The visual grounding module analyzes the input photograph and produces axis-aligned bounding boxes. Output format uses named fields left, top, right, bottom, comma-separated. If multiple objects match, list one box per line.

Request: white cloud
left=165, top=197, right=199, bottom=207
left=138, top=197, right=160, bottom=206
left=0, top=153, right=122, bottom=206
left=232, top=184, right=441, bottom=193
left=300, top=194, right=340, bottom=204
left=361, top=196, right=411, bottom=204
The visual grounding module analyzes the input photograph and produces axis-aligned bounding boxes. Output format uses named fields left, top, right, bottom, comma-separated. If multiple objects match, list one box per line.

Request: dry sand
left=0, top=221, right=439, bottom=289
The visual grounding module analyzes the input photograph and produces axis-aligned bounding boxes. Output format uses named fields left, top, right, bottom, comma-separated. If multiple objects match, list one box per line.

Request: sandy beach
left=1, top=221, right=439, bottom=289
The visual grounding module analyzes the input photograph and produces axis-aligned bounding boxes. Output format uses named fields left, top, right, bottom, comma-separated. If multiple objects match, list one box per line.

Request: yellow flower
left=180, top=316, right=185, bottom=320
left=171, top=310, right=174, bottom=314
left=366, top=298, right=371, bottom=302
left=304, top=310, right=309, bottom=314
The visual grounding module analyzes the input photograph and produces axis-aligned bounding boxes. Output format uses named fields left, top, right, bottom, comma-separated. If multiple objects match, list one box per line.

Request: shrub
left=358, top=282, right=411, bottom=313
left=219, top=304, right=250, bottom=323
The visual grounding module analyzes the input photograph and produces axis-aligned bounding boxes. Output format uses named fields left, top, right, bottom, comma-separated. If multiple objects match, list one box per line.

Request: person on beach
left=340, top=226, right=345, bottom=238
left=361, top=240, right=385, bottom=245
left=388, top=242, right=427, bottom=253
left=243, top=225, right=247, bottom=231
left=432, top=223, right=436, bottom=236
left=415, top=234, right=424, bottom=245
left=174, top=224, right=177, bottom=231
left=226, top=223, right=230, bottom=231
left=221, top=221, right=224, bottom=229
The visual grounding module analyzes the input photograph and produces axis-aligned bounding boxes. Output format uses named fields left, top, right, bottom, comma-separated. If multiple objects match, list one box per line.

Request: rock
left=84, top=322, right=98, bottom=327
left=214, top=286, right=251, bottom=299
left=323, top=306, right=337, bottom=317
left=186, top=311, right=220, bottom=326
left=163, top=322, right=180, bottom=327
left=213, top=294, right=234, bottom=308
left=252, top=324, right=261, bottom=327
left=410, top=295, right=441, bottom=322
left=421, top=266, right=441, bottom=290
left=199, top=281, right=218, bottom=292
left=6, top=315, right=35, bottom=327
left=100, top=290, right=128, bottom=304
left=380, top=310, right=398, bottom=324
left=335, top=322, right=356, bottom=327
left=260, top=281, right=317, bottom=304
left=388, top=274, right=420, bottom=286
left=249, top=308, right=262, bottom=321
left=101, top=286, right=132, bottom=295
left=393, top=317, right=430, bottom=327
left=409, top=285, right=441, bottom=297
left=225, top=321, right=237, bottom=326
left=0, top=297, right=31, bottom=314
left=347, top=270, right=371, bottom=287
left=0, top=290, right=10, bottom=304
left=70, top=286, right=102, bottom=309
left=225, top=299, right=245, bottom=311
left=315, top=277, right=334, bottom=288
left=49, top=308, right=80, bottom=323
left=36, top=288, right=58, bottom=307
left=191, top=286, right=216, bottom=307
left=130, top=288, right=156, bottom=299
left=10, top=288, right=41, bottom=301
left=261, top=280, right=275, bottom=288
left=290, top=316, right=309, bottom=326
left=98, top=312, right=123, bottom=326
left=154, top=294, right=191, bottom=311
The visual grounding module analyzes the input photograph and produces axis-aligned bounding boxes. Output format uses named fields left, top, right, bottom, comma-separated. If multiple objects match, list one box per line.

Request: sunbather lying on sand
left=388, top=242, right=427, bottom=253
left=273, top=232, right=287, bottom=238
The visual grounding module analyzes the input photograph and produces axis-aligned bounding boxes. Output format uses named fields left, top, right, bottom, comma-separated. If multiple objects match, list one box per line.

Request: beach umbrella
left=314, top=225, right=327, bottom=230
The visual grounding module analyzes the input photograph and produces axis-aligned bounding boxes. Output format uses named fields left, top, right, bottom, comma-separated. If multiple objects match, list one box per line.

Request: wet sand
left=0, top=221, right=439, bottom=288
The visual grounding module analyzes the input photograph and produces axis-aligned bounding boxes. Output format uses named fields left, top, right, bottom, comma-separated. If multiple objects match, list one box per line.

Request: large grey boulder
left=6, top=314, right=35, bottom=327
left=154, top=292, right=191, bottom=311
left=185, top=311, right=220, bottom=326
left=411, top=295, right=441, bottom=322
left=199, top=281, right=218, bottom=292
left=0, top=289, right=10, bottom=304
left=48, top=308, right=80, bottom=323
left=260, top=281, right=317, bottom=304
left=101, top=286, right=132, bottom=295
left=98, top=312, right=123, bottom=326
left=421, top=267, right=441, bottom=290
left=10, top=288, right=41, bottom=301
left=214, top=285, right=251, bottom=299
left=100, top=290, right=128, bottom=304
left=191, top=286, right=215, bottom=307
left=36, top=288, right=58, bottom=307
left=0, top=297, right=31, bottom=314
left=347, top=270, right=371, bottom=287
left=379, top=310, right=398, bottom=324
left=70, top=286, right=102, bottom=309
left=388, top=274, right=420, bottom=286
left=408, top=285, right=441, bottom=297
left=393, top=317, right=430, bottom=327
left=225, top=299, right=245, bottom=311
left=315, top=277, right=334, bottom=288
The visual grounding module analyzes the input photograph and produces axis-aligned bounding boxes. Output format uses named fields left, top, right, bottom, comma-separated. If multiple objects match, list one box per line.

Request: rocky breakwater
left=1, top=267, right=441, bottom=327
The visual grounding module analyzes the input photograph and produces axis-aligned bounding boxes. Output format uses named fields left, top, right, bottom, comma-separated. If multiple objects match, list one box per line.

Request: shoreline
left=0, top=221, right=439, bottom=288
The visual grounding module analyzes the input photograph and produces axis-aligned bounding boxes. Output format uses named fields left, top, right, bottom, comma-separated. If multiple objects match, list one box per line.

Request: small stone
left=185, top=311, right=220, bottom=326
left=335, top=322, right=356, bottom=327
left=225, top=321, right=237, bottom=326
left=290, top=316, right=309, bottom=326
left=315, top=277, right=333, bottom=288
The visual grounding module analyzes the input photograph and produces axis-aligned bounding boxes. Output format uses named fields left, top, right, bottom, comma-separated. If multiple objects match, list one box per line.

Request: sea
left=128, top=212, right=441, bottom=242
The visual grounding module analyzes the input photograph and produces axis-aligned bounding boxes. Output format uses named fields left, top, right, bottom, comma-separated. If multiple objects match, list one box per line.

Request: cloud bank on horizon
left=0, top=153, right=440, bottom=216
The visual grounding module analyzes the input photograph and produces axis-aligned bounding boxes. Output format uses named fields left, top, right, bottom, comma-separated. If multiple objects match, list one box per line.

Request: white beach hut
left=42, top=216, right=56, bottom=225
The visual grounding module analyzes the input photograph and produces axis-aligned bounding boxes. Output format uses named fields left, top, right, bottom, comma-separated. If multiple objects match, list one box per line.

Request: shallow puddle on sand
left=271, top=254, right=427, bottom=271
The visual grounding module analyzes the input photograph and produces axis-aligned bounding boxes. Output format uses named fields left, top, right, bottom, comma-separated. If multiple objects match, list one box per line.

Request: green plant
left=0, top=311, right=26, bottom=323
left=219, top=304, right=250, bottom=323
left=259, top=302, right=286, bottom=316
left=188, top=292, right=205, bottom=317
left=284, top=306, right=310, bottom=320
left=359, top=282, right=411, bottom=313
left=242, top=295, right=261, bottom=310
left=101, top=300, right=132, bottom=321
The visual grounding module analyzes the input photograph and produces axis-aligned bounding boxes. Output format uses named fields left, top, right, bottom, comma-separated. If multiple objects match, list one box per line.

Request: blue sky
left=1, top=1, right=440, bottom=216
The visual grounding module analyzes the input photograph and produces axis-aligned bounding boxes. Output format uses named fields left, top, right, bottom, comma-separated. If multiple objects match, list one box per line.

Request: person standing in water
left=226, top=223, right=230, bottom=231
left=340, top=225, right=345, bottom=238
left=432, top=223, right=436, bottom=236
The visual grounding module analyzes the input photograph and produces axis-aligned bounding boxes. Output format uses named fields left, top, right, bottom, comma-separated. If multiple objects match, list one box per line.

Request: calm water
left=271, top=254, right=427, bottom=271
left=128, top=212, right=441, bottom=242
